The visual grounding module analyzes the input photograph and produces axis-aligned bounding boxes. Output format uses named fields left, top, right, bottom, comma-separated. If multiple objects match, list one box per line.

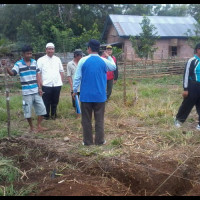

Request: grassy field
left=1, top=75, right=200, bottom=196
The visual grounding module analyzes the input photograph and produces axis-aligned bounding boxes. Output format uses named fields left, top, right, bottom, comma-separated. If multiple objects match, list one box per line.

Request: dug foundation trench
left=1, top=136, right=200, bottom=196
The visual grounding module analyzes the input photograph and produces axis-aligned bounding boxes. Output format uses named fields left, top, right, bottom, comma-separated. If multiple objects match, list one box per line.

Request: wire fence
left=118, top=57, right=188, bottom=79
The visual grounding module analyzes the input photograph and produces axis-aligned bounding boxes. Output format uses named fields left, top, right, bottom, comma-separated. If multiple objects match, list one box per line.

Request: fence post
left=2, top=59, right=11, bottom=137
left=123, top=47, right=127, bottom=105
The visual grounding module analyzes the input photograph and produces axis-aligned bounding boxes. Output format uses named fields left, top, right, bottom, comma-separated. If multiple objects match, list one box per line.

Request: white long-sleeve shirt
left=37, top=55, right=64, bottom=87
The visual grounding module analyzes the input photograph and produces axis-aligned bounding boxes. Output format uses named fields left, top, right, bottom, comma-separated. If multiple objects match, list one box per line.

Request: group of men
left=1, top=39, right=117, bottom=146
left=3, top=39, right=200, bottom=146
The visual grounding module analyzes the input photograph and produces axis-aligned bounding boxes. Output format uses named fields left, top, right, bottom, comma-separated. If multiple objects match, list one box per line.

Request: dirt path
left=1, top=135, right=200, bottom=196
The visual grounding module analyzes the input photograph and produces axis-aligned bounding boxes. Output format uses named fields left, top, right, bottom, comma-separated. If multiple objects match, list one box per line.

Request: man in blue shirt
left=72, top=39, right=116, bottom=145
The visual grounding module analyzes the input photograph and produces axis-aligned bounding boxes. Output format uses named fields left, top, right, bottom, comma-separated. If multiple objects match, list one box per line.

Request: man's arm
left=36, top=72, right=43, bottom=96
left=58, top=58, right=64, bottom=83
left=67, top=76, right=73, bottom=91
left=101, top=53, right=116, bottom=71
left=182, top=58, right=194, bottom=98
left=60, top=72, right=64, bottom=83
left=72, top=56, right=87, bottom=94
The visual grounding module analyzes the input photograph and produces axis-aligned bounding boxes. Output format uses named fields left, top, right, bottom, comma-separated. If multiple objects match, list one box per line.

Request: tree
left=188, top=4, right=200, bottom=22
left=73, top=22, right=101, bottom=53
left=50, top=25, right=75, bottom=52
left=123, top=4, right=154, bottom=15
left=185, top=22, right=200, bottom=49
left=155, top=4, right=189, bottom=16
left=130, top=16, right=159, bottom=60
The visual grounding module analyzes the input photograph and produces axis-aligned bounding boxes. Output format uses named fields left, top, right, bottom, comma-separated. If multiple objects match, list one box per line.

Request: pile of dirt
left=1, top=136, right=200, bottom=196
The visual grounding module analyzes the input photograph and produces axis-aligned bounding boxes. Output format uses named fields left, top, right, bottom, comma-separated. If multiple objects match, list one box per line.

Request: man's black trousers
left=176, top=81, right=200, bottom=125
left=107, top=79, right=113, bottom=99
left=42, top=86, right=61, bottom=118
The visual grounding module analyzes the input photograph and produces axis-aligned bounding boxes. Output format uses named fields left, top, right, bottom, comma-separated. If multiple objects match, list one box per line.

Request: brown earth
left=1, top=134, right=200, bottom=196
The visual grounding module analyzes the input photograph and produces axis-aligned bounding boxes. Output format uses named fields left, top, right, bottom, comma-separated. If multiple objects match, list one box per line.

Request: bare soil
left=1, top=132, right=200, bottom=196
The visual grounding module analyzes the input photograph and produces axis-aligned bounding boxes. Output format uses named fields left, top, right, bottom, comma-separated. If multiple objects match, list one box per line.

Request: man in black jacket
left=175, top=43, right=200, bottom=130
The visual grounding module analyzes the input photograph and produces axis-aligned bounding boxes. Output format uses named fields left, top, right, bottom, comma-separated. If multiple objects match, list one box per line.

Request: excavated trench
left=1, top=136, right=200, bottom=196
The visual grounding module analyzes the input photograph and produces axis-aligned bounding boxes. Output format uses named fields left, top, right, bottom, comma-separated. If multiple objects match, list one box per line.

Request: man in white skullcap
left=37, top=42, right=64, bottom=120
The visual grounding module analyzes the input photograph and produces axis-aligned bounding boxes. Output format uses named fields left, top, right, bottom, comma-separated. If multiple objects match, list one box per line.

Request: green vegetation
left=0, top=4, right=200, bottom=54
left=130, top=16, right=160, bottom=59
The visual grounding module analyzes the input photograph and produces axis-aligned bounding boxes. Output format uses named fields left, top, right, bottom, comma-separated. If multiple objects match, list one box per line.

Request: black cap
left=87, top=39, right=100, bottom=50
left=195, top=43, right=200, bottom=51
left=74, top=49, right=83, bottom=56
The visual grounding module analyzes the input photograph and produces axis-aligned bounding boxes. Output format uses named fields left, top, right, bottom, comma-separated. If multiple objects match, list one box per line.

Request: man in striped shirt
left=175, top=43, right=200, bottom=130
left=5, top=45, right=47, bottom=133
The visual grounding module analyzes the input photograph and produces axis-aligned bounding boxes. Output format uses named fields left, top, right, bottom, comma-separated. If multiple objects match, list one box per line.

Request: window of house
left=169, top=46, right=177, bottom=57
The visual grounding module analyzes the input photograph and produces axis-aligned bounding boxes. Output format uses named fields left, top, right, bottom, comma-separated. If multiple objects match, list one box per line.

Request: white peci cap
left=46, top=42, right=55, bottom=48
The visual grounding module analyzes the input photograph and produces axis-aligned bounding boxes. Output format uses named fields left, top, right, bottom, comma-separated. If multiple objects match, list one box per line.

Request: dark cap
left=87, top=39, right=100, bottom=50
left=195, top=43, right=200, bottom=51
left=74, top=49, right=83, bottom=55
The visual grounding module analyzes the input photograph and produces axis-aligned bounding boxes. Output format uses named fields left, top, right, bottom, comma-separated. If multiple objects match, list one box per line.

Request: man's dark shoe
left=43, top=116, right=50, bottom=120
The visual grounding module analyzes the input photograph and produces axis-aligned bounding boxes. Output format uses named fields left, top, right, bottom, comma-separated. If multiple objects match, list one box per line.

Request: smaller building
left=102, top=15, right=197, bottom=60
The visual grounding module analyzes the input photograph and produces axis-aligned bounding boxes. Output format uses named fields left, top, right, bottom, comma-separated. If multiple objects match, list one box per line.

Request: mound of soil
left=1, top=136, right=200, bottom=196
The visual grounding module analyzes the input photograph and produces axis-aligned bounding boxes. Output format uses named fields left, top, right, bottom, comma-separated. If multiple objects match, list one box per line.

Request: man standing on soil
left=72, top=39, right=116, bottom=146
left=37, top=43, right=64, bottom=120
left=175, top=43, right=200, bottom=130
left=67, top=49, right=83, bottom=117
left=2, top=45, right=47, bottom=133
left=102, top=45, right=118, bottom=100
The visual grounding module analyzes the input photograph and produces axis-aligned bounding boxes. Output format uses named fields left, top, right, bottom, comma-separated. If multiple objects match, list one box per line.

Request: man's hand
left=72, top=92, right=77, bottom=100
left=38, top=88, right=43, bottom=96
left=1, top=59, right=7, bottom=66
left=182, top=91, right=189, bottom=98
left=104, top=51, right=109, bottom=58
left=113, top=80, right=117, bottom=84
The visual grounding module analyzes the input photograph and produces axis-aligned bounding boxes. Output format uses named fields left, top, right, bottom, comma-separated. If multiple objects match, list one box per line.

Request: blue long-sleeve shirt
left=73, top=54, right=116, bottom=102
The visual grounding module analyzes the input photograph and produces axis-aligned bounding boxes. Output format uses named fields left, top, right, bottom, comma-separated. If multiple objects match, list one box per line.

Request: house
left=101, top=14, right=198, bottom=60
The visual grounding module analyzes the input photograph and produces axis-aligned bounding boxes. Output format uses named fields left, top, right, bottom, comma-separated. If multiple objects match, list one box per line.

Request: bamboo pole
left=1, top=58, right=11, bottom=137
left=123, top=47, right=127, bottom=105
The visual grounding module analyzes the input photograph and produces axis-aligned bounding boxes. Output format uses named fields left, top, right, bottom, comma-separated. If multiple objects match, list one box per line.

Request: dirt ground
left=1, top=130, right=200, bottom=196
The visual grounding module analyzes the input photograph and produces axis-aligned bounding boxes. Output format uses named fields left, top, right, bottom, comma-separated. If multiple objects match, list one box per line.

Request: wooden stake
left=123, top=47, right=127, bottom=105
left=2, top=59, right=11, bottom=137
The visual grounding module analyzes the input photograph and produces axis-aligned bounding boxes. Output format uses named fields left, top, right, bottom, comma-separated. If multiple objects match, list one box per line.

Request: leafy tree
left=0, top=34, right=15, bottom=56
left=50, top=25, right=75, bottom=52
left=16, top=20, right=47, bottom=52
left=123, top=4, right=154, bottom=15
left=188, top=4, right=200, bottom=22
left=0, top=4, right=34, bottom=41
left=155, top=4, right=189, bottom=16
left=130, top=16, right=159, bottom=60
left=73, top=22, right=101, bottom=53
left=112, top=46, right=123, bottom=60
left=185, top=23, right=200, bottom=49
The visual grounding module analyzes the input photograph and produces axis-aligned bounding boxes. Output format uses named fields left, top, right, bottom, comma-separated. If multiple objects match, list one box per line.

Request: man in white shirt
left=37, top=43, right=64, bottom=120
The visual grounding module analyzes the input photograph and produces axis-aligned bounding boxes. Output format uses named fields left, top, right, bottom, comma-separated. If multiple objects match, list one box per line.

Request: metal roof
left=102, top=14, right=198, bottom=39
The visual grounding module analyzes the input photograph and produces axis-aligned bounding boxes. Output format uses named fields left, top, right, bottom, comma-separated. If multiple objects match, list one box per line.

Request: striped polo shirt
left=12, top=58, right=39, bottom=96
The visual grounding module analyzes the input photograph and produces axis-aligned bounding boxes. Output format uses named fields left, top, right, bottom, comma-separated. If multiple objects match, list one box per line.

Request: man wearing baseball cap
left=72, top=39, right=116, bottom=146
left=37, top=42, right=64, bottom=120
left=102, top=45, right=118, bottom=100
left=67, top=49, right=84, bottom=117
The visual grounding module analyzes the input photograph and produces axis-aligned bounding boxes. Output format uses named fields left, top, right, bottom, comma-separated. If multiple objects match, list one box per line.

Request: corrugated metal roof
left=108, top=14, right=197, bottom=37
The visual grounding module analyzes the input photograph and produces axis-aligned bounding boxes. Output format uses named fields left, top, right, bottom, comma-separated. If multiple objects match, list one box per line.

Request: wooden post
left=2, top=59, right=11, bottom=137
left=123, top=47, right=127, bottom=105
